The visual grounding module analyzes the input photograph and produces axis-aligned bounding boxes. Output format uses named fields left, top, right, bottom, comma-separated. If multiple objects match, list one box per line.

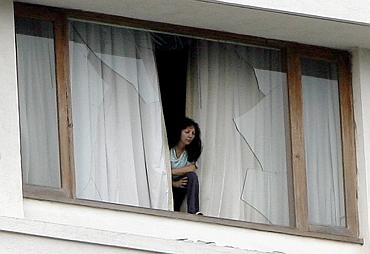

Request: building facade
left=1, top=0, right=370, bottom=253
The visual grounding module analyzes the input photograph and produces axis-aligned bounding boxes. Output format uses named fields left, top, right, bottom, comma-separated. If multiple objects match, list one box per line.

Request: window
left=14, top=3, right=359, bottom=241
left=16, top=17, right=61, bottom=188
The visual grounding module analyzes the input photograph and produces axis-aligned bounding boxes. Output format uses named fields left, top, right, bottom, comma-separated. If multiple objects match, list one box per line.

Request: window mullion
left=54, top=13, right=74, bottom=198
left=287, top=48, right=309, bottom=231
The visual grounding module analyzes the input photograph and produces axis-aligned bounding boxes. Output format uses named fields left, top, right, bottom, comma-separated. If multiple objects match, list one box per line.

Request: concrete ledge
left=0, top=216, right=282, bottom=254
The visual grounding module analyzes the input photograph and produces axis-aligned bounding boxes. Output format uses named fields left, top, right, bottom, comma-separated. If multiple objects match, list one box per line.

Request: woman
left=170, top=117, right=202, bottom=214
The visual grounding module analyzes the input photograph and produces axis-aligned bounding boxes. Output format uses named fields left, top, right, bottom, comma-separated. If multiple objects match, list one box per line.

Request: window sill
left=23, top=193, right=363, bottom=245
left=0, top=215, right=280, bottom=254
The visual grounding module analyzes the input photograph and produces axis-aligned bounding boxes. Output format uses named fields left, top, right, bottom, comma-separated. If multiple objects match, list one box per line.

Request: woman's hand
left=188, top=163, right=198, bottom=172
left=172, top=177, right=188, bottom=188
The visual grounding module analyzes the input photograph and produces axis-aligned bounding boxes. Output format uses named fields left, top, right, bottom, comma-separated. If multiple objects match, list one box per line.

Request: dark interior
left=154, top=35, right=189, bottom=147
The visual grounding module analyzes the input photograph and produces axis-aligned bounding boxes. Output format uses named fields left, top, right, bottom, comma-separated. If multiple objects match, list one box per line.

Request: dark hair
left=170, top=117, right=202, bottom=162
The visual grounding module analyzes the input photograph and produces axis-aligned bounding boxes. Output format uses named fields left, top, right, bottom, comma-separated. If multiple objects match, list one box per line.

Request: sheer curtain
left=16, top=18, right=61, bottom=188
left=69, top=21, right=172, bottom=210
left=302, top=58, right=345, bottom=227
left=186, top=40, right=291, bottom=225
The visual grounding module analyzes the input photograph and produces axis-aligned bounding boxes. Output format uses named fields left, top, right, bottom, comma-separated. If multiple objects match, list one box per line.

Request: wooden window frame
left=287, top=47, right=359, bottom=238
left=14, top=2, right=360, bottom=243
left=15, top=5, right=74, bottom=200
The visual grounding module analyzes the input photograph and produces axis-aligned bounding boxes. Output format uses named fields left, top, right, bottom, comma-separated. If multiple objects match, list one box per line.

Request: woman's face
left=179, top=125, right=196, bottom=146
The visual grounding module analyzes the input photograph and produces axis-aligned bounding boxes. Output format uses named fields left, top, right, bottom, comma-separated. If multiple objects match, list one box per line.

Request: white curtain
left=16, top=19, right=61, bottom=188
left=302, top=59, right=345, bottom=227
left=69, top=21, right=172, bottom=210
left=187, top=41, right=291, bottom=225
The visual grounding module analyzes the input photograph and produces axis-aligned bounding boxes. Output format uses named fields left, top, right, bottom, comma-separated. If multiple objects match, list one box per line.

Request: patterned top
left=170, top=147, right=188, bottom=169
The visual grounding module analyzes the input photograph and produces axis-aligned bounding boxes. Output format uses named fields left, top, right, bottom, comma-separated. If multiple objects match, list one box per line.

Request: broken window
left=14, top=3, right=358, bottom=239
left=67, top=20, right=291, bottom=225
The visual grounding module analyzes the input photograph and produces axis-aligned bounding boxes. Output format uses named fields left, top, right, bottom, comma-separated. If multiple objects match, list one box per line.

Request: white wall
left=214, top=0, right=370, bottom=24
left=0, top=232, right=146, bottom=254
left=17, top=0, right=370, bottom=50
left=22, top=198, right=368, bottom=254
left=1, top=0, right=370, bottom=253
left=0, top=0, right=24, bottom=218
left=352, top=47, right=370, bottom=250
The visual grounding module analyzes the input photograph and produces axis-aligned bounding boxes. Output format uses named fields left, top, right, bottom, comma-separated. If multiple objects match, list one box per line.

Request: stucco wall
left=16, top=0, right=370, bottom=49
left=0, top=232, right=146, bottom=254
left=352, top=47, right=370, bottom=250
left=0, top=0, right=23, bottom=218
left=22, top=198, right=369, bottom=254
left=213, top=0, right=370, bottom=24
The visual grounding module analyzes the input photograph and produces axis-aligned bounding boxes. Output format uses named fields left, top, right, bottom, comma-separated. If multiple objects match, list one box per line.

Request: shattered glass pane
left=69, top=21, right=171, bottom=208
left=235, top=69, right=291, bottom=226
left=187, top=41, right=292, bottom=226
left=70, top=22, right=160, bottom=104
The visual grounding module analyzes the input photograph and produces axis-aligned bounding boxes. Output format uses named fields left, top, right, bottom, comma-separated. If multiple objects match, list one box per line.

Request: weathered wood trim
left=287, top=48, right=309, bottom=231
left=338, top=54, right=359, bottom=237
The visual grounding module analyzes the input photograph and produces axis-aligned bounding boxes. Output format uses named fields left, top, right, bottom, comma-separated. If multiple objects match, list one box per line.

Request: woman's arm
left=171, top=163, right=197, bottom=175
